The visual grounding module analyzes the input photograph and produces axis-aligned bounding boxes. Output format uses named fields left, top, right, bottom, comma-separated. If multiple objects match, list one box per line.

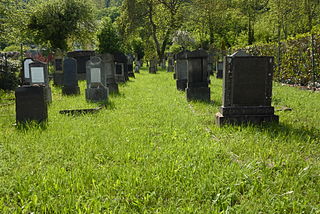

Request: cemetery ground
left=0, top=68, right=319, bottom=213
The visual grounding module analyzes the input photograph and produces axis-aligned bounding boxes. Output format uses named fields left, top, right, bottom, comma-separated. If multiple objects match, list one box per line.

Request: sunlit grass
left=0, top=68, right=319, bottom=213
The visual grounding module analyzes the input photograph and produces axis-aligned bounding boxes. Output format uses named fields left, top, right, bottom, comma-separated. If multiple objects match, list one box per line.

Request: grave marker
left=175, top=50, right=190, bottom=91
left=62, top=57, right=80, bottom=95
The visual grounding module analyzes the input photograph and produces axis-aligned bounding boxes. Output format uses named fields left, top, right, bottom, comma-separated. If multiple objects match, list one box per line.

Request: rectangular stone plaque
left=90, top=68, right=101, bottom=83
left=31, top=67, right=45, bottom=83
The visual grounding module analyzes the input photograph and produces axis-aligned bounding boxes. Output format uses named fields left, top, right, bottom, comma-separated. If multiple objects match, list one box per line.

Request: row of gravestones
left=15, top=52, right=140, bottom=124
left=172, top=49, right=279, bottom=126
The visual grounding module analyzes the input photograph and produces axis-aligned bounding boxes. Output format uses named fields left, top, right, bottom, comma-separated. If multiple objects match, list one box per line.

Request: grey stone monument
left=175, top=50, right=190, bottom=91
left=208, top=52, right=214, bottom=75
left=29, top=61, right=52, bottom=103
left=67, top=50, right=95, bottom=80
left=85, top=56, right=108, bottom=102
left=22, top=58, right=34, bottom=85
left=62, top=57, right=80, bottom=95
left=53, top=53, right=64, bottom=86
left=134, top=60, right=140, bottom=73
left=15, top=85, right=48, bottom=124
left=100, top=53, right=119, bottom=94
left=149, top=58, right=157, bottom=74
left=114, top=52, right=128, bottom=83
left=216, top=61, right=223, bottom=79
left=167, top=53, right=174, bottom=73
left=186, top=49, right=210, bottom=102
left=127, top=55, right=135, bottom=78
left=216, top=51, right=279, bottom=126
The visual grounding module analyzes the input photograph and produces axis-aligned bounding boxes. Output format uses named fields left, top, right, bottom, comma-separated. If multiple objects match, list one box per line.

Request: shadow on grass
left=110, top=91, right=126, bottom=98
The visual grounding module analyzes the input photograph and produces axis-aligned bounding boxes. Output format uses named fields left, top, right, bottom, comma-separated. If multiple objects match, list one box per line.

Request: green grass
left=0, top=68, right=319, bottom=213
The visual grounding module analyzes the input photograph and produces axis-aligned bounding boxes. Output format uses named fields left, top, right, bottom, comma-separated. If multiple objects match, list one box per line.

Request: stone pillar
left=127, top=55, right=135, bottom=78
left=167, top=54, right=174, bottom=73
left=175, top=50, right=190, bottom=91
left=53, top=52, right=64, bottom=86
left=114, top=52, right=128, bottom=83
left=186, top=49, right=210, bottom=102
left=216, top=61, right=223, bottom=79
left=149, top=59, right=157, bottom=74
left=101, top=53, right=119, bottom=94
left=15, top=85, right=48, bottom=124
left=216, top=51, right=279, bottom=126
left=62, top=57, right=80, bottom=95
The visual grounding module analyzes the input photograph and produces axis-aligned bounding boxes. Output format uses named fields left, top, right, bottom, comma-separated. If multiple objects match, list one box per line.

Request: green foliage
left=96, top=17, right=122, bottom=54
left=97, top=6, right=120, bottom=22
left=129, top=37, right=144, bottom=60
left=0, top=71, right=319, bottom=212
left=0, top=58, right=20, bottom=91
left=27, top=0, right=96, bottom=51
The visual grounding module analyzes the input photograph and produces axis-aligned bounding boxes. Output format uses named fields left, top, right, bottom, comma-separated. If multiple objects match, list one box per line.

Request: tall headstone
left=186, top=49, right=210, bottom=102
left=127, top=55, right=135, bottom=78
left=22, top=58, right=34, bottom=85
left=134, top=60, right=140, bottom=73
left=53, top=51, right=64, bottom=86
left=208, top=52, right=214, bottom=75
left=149, top=58, right=157, bottom=74
left=67, top=50, right=95, bottom=80
left=175, top=50, right=190, bottom=91
left=160, top=58, right=166, bottom=69
left=29, top=61, right=52, bottom=103
left=100, top=53, right=119, bottom=94
left=114, top=52, right=128, bottom=83
left=62, top=57, right=80, bottom=95
left=216, top=51, right=279, bottom=126
left=15, top=85, right=48, bottom=124
left=85, top=56, right=108, bottom=102
left=216, top=61, right=223, bottom=79
left=167, top=53, right=174, bottom=73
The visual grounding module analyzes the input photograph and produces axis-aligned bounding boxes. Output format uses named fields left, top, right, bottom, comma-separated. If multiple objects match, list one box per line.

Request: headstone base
left=62, top=86, right=80, bottom=95
left=176, top=79, right=187, bottom=91
left=15, top=85, right=48, bottom=123
left=215, top=112, right=279, bottom=126
left=85, top=88, right=108, bottom=102
left=53, top=73, right=64, bottom=86
left=186, top=87, right=210, bottom=102
left=107, top=83, right=119, bottom=94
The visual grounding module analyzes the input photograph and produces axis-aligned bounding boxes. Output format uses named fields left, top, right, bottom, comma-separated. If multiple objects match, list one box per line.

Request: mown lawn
left=0, top=68, right=319, bottom=213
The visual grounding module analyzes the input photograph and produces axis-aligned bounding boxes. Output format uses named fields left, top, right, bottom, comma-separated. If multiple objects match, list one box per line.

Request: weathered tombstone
left=22, top=58, right=34, bottom=85
left=208, top=52, right=214, bottom=75
left=15, top=85, right=48, bottom=124
left=160, top=58, right=166, bottom=69
left=186, top=49, right=210, bottom=102
left=127, top=55, right=135, bottom=78
left=175, top=50, right=190, bottom=91
left=134, top=60, right=140, bottom=73
left=114, top=52, right=128, bottom=83
left=215, top=51, right=279, bottom=126
left=216, top=61, right=223, bottom=79
left=29, top=61, right=52, bottom=103
left=62, top=57, right=80, bottom=95
left=53, top=51, right=64, bottom=86
left=149, top=58, right=157, bottom=74
left=85, top=56, right=108, bottom=102
left=67, top=50, right=95, bottom=80
left=100, top=53, right=119, bottom=94
left=167, top=53, right=174, bottom=73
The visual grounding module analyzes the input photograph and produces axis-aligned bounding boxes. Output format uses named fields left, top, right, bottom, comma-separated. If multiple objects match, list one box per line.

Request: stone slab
left=186, top=87, right=210, bottom=102
left=85, top=88, right=108, bottom=102
left=215, top=112, right=279, bottom=126
left=62, top=85, right=80, bottom=95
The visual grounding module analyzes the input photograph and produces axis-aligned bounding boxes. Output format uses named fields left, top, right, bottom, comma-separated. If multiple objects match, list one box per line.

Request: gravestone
left=67, top=50, right=95, bottom=80
left=62, top=57, right=80, bottom=95
left=216, top=51, right=279, bottom=126
left=127, top=55, right=135, bottom=78
left=85, top=56, right=108, bottom=102
left=15, top=85, right=48, bottom=124
left=22, top=58, right=34, bottom=85
left=53, top=52, right=64, bottom=86
left=216, top=61, right=223, bottom=79
left=167, top=53, right=174, bottom=73
left=114, top=52, right=128, bottom=83
left=149, top=58, right=157, bottom=74
left=186, top=49, right=210, bottom=102
left=160, top=58, right=166, bottom=69
left=134, top=60, right=140, bottom=73
left=100, top=53, right=119, bottom=94
left=208, top=52, right=214, bottom=75
left=29, top=61, right=52, bottom=103
left=175, top=50, right=190, bottom=91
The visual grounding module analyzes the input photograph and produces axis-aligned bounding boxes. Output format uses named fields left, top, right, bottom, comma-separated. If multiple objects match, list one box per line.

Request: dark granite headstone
left=100, top=53, right=119, bottom=94
left=114, top=52, right=128, bottom=82
left=216, top=61, right=223, bottom=79
left=67, top=50, right=95, bottom=80
left=53, top=55, right=63, bottom=86
left=127, top=55, right=135, bottom=78
left=208, top=52, right=214, bottom=75
left=149, top=59, right=157, bottom=74
left=167, top=53, right=174, bottom=73
left=85, top=56, right=108, bottom=102
left=175, top=50, right=190, bottom=91
left=186, top=49, right=210, bottom=102
left=216, top=51, right=279, bottom=126
left=29, top=61, right=52, bottom=103
left=15, top=85, right=48, bottom=124
left=62, top=57, right=80, bottom=95
left=22, top=58, right=34, bottom=85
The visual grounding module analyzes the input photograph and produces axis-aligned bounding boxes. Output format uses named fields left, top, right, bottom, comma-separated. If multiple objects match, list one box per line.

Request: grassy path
left=0, top=68, right=319, bottom=213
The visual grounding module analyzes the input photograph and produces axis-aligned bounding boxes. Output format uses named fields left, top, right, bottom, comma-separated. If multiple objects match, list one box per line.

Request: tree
left=97, top=17, right=122, bottom=54
left=27, top=0, right=96, bottom=51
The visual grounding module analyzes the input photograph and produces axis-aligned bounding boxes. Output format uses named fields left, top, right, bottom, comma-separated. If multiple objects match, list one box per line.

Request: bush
left=0, top=58, right=20, bottom=90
